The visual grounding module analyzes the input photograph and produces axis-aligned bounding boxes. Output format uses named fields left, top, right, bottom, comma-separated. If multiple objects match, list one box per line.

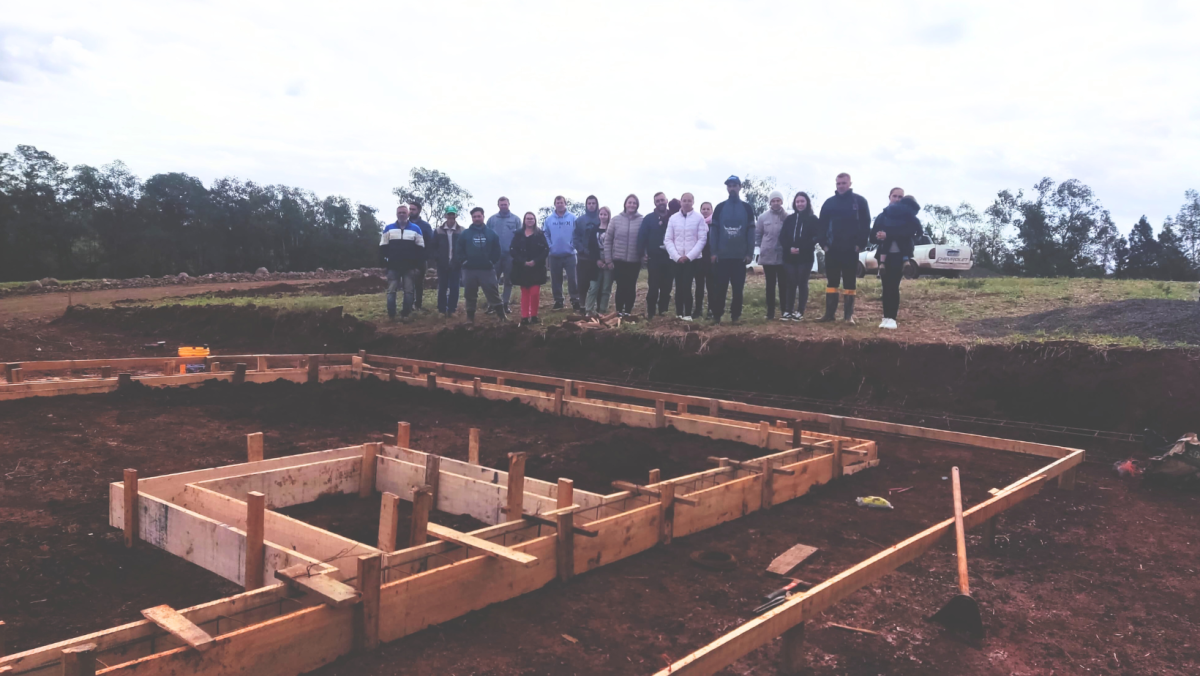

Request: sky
left=2, top=0, right=1198, bottom=232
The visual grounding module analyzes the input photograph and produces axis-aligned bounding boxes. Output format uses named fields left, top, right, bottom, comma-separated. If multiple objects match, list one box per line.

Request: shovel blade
left=929, top=593, right=984, bottom=642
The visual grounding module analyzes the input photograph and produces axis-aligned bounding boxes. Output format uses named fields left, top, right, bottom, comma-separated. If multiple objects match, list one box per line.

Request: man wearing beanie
left=755, top=190, right=788, bottom=320
left=816, top=173, right=871, bottom=324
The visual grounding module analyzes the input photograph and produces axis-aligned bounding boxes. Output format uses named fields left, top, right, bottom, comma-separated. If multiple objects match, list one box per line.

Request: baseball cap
left=445, top=205, right=458, bottom=214
left=725, top=175, right=741, bottom=185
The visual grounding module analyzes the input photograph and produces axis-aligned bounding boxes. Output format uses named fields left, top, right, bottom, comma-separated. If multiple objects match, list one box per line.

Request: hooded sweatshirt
left=454, top=222, right=502, bottom=270
left=779, top=209, right=821, bottom=265
left=871, top=196, right=923, bottom=262
left=486, top=211, right=522, bottom=256
left=572, top=208, right=602, bottom=259
left=755, top=205, right=788, bottom=266
left=543, top=211, right=578, bottom=256
left=710, top=195, right=756, bottom=260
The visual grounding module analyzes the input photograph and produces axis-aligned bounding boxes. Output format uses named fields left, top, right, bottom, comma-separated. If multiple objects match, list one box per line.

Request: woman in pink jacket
left=664, top=192, right=709, bottom=321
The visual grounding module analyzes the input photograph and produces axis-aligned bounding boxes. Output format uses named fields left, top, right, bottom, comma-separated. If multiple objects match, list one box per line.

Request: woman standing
left=698, top=201, right=714, bottom=318
left=755, top=190, right=788, bottom=320
left=872, top=194, right=923, bottom=329
left=779, top=192, right=820, bottom=320
left=509, top=211, right=550, bottom=326
left=604, top=194, right=644, bottom=317
left=586, top=206, right=615, bottom=314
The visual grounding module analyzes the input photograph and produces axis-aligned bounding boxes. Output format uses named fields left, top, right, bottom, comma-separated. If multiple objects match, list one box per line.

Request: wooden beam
left=9, top=368, right=21, bottom=384
left=832, top=439, right=843, bottom=480
left=656, top=400, right=666, bottom=428
left=706, top=457, right=795, bottom=476
left=397, top=421, right=410, bottom=448
left=520, top=511, right=598, bottom=537
left=307, top=355, right=320, bottom=384
left=274, top=564, right=361, bottom=607
left=554, top=388, right=564, bottom=416
left=257, top=356, right=268, bottom=372
left=426, top=523, right=539, bottom=567
left=410, top=486, right=431, bottom=548
left=140, top=605, right=214, bottom=652
left=828, top=415, right=844, bottom=436
left=60, top=642, right=96, bottom=676
left=648, top=468, right=661, bottom=484
left=244, top=491, right=265, bottom=591
left=659, top=482, right=676, bottom=545
left=473, top=377, right=482, bottom=397
left=378, top=492, right=400, bottom=552
left=232, top=363, right=247, bottom=385
left=557, top=478, right=574, bottom=510
left=610, top=481, right=698, bottom=506
left=468, top=428, right=480, bottom=464
left=507, top=453, right=526, bottom=522
left=557, top=510, right=574, bottom=582
left=123, top=469, right=138, bottom=548
left=758, top=421, right=771, bottom=448
left=355, top=554, right=382, bottom=650
left=100, top=366, right=112, bottom=379
left=0, top=620, right=6, bottom=658
left=760, top=458, right=774, bottom=509
left=426, top=373, right=436, bottom=390
left=424, top=454, right=441, bottom=507
left=247, top=433, right=264, bottom=463
left=360, top=443, right=380, bottom=498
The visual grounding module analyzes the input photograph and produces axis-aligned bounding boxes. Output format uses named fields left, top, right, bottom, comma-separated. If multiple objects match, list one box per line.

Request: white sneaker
left=794, top=314, right=804, bottom=321
left=681, top=315, right=692, bottom=322
left=883, top=318, right=897, bottom=330
left=879, top=319, right=888, bottom=328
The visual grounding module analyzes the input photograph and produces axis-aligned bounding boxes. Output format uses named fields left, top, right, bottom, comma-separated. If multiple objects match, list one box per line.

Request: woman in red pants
left=509, top=211, right=550, bottom=326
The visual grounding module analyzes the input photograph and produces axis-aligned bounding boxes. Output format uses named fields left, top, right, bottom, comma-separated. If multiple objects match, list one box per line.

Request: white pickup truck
left=858, top=235, right=974, bottom=279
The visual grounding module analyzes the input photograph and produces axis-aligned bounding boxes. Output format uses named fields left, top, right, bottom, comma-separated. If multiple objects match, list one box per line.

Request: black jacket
left=638, top=210, right=671, bottom=260
left=818, top=190, right=871, bottom=256
left=432, top=224, right=464, bottom=269
left=779, top=211, right=821, bottom=266
left=509, top=228, right=550, bottom=287
left=410, top=217, right=434, bottom=264
left=577, top=221, right=606, bottom=263
left=871, top=197, right=923, bottom=262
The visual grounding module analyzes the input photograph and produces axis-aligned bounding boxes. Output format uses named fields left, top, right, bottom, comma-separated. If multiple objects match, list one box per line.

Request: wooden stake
left=397, top=421, right=411, bottom=448
left=981, top=515, right=997, bottom=550
left=557, top=510, right=575, bottom=582
left=123, top=469, right=139, bottom=548
left=648, top=468, right=661, bottom=485
left=244, top=491, right=265, bottom=591
left=578, top=385, right=587, bottom=399
left=9, top=368, right=21, bottom=384
left=410, top=486, right=431, bottom=548
left=828, top=415, right=845, bottom=436
left=708, top=398, right=719, bottom=417
left=355, top=554, right=382, bottom=651
left=307, top=355, right=320, bottom=384
left=780, top=622, right=806, bottom=675
left=792, top=420, right=803, bottom=447
left=760, top=458, right=774, bottom=509
left=378, top=492, right=400, bottom=552
left=473, top=377, right=482, bottom=397
left=247, top=432, right=264, bottom=463
left=776, top=420, right=789, bottom=428
left=758, top=421, right=771, bottom=448
left=468, top=428, right=480, bottom=464
left=659, top=482, right=676, bottom=545
left=60, top=643, right=97, bottom=676
left=564, top=379, right=575, bottom=399
left=100, top=366, right=112, bottom=379
left=507, top=452, right=526, bottom=522
left=557, top=478, right=574, bottom=510
left=209, top=361, right=220, bottom=373
left=257, top=356, right=268, bottom=372
left=351, top=355, right=363, bottom=379
left=117, top=372, right=132, bottom=388
left=3, top=363, right=17, bottom=383
left=496, top=376, right=505, bottom=387
left=426, top=373, right=436, bottom=390
left=410, top=364, right=420, bottom=376
left=163, top=360, right=175, bottom=376
left=1058, top=467, right=1077, bottom=491
left=1, top=619, right=7, bottom=658
left=831, top=439, right=844, bottom=480
left=655, top=400, right=666, bottom=428
left=424, top=454, right=441, bottom=507
left=358, top=349, right=367, bottom=360
left=360, top=443, right=380, bottom=498
left=232, top=363, right=247, bottom=385
left=554, top=388, right=564, bottom=416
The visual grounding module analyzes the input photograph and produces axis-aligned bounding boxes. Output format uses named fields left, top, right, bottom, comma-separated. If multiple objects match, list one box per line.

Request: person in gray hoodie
left=755, top=190, right=788, bottom=320
left=604, top=194, right=644, bottom=316
left=572, top=195, right=602, bottom=314
left=486, top=197, right=522, bottom=312
left=708, top=176, right=756, bottom=324
left=543, top=195, right=580, bottom=311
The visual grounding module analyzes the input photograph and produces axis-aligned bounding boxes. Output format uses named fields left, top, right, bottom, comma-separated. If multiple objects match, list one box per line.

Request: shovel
left=929, top=466, right=984, bottom=642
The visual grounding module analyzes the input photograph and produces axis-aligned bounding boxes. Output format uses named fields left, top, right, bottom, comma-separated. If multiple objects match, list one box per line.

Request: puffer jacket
left=755, top=207, right=788, bottom=265
left=664, top=210, right=708, bottom=261
left=872, top=196, right=923, bottom=262
left=604, top=211, right=644, bottom=264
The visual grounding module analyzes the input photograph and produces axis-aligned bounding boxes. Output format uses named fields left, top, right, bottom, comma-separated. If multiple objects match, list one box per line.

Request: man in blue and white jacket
left=379, top=204, right=426, bottom=319
left=543, top=196, right=580, bottom=311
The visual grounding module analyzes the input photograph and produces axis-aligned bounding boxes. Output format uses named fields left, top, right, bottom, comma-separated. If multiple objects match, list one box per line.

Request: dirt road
left=0, top=280, right=318, bottom=321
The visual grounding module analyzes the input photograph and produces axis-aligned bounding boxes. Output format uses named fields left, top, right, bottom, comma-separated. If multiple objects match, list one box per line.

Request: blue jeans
left=437, top=263, right=461, bottom=314
left=495, top=253, right=514, bottom=307
left=386, top=268, right=418, bottom=317
left=549, top=253, right=579, bottom=306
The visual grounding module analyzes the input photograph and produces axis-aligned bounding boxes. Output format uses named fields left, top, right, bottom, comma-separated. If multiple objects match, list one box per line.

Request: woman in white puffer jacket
left=664, top=192, right=708, bottom=320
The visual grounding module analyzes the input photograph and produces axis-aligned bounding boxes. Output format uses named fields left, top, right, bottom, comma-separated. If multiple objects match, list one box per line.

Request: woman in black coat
left=871, top=194, right=923, bottom=329
left=509, top=211, right=550, bottom=326
left=778, top=192, right=821, bottom=320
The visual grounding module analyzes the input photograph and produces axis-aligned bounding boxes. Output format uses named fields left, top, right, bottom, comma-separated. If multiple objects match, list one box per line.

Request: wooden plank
left=123, top=469, right=138, bottom=548
left=355, top=554, right=382, bottom=650
left=424, top=455, right=441, bottom=507
left=659, top=482, right=675, bottom=545
left=557, top=478, right=574, bottom=510
left=397, top=421, right=411, bottom=448
left=60, top=643, right=96, bottom=676
left=378, top=492, right=400, bottom=552
left=275, top=565, right=361, bottom=608
left=410, top=486, right=431, bottom=548
left=140, top=606, right=214, bottom=652
left=468, top=428, right=480, bottom=464
left=247, top=433, right=264, bottom=463
left=507, top=453, right=526, bottom=522
left=192, top=456, right=361, bottom=509
left=655, top=400, right=666, bottom=428
left=360, top=443, right=380, bottom=498
left=556, top=510, right=574, bottom=582
left=426, top=523, right=539, bottom=567
left=766, top=544, right=819, bottom=577
left=244, top=492, right=265, bottom=590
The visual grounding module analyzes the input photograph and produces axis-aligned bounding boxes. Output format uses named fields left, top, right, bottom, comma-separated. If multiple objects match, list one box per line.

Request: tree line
left=3, top=144, right=1197, bottom=282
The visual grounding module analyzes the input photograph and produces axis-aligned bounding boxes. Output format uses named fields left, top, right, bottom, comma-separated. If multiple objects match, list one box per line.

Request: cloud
left=284, top=79, right=306, bottom=97
left=915, top=20, right=967, bottom=45
left=695, top=119, right=714, bottom=131
left=0, top=31, right=92, bottom=82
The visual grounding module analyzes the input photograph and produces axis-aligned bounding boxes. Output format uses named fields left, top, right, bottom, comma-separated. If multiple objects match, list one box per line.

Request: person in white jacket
left=664, top=192, right=709, bottom=321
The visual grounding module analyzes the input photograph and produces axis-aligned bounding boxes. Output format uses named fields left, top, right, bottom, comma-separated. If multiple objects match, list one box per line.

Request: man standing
left=407, top=202, right=434, bottom=311
left=455, top=207, right=506, bottom=322
left=708, top=176, right=756, bottom=324
left=638, top=192, right=673, bottom=319
left=486, top=197, right=521, bottom=312
left=379, top=204, right=426, bottom=320
left=816, top=173, right=871, bottom=324
left=432, top=206, right=464, bottom=316
left=572, top=195, right=601, bottom=313
left=664, top=192, right=708, bottom=321
left=543, top=196, right=580, bottom=311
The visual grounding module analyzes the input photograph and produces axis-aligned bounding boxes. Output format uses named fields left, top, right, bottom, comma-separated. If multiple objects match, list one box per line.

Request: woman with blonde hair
left=604, top=194, right=645, bottom=317
left=585, top=206, right=615, bottom=314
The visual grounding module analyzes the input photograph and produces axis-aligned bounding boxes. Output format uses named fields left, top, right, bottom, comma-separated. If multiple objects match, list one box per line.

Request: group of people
left=378, top=173, right=924, bottom=329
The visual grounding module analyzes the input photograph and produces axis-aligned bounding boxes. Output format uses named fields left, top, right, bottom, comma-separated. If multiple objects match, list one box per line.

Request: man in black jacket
left=408, top=202, right=435, bottom=311
left=816, top=173, right=871, bottom=324
left=638, top=192, right=673, bottom=319
left=709, top=176, right=756, bottom=324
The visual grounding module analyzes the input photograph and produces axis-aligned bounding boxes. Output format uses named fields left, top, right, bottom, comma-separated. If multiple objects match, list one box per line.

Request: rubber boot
left=494, top=304, right=509, bottom=322
left=844, top=293, right=856, bottom=324
left=816, top=292, right=838, bottom=322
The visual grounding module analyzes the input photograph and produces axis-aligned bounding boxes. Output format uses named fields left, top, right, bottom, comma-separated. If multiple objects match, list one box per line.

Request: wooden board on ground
left=766, top=544, right=819, bottom=577
left=140, top=605, right=215, bottom=652
left=275, top=565, right=362, bottom=607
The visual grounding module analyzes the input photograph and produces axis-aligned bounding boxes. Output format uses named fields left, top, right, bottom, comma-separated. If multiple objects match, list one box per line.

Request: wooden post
left=758, top=421, right=771, bottom=448
left=358, top=349, right=367, bottom=360
left=426, top=373, right=436, bottom=390
left=397, top=421, right=411, bottom=448
left=760, top=458, right=774, bottom=510
left=209, top=361, right=220, bottom=373
left=659, top=482, right=676, bottom=545
left=468, top=428, right=480, bottom=464
left=257, top=356, right=268, bottom=372
left=0, top=619, right=6, bottom=658
left=350, top=355, right=363, bottom=379
left=506, top=452, right=526, bottom=522
left=655, top=400, right=666, bottom=428
left=410, top=364, right=420, bottom=377
left=247, top=432, right=264, bottom=463
left=564, top=380, right=575, bottom=399
left=578, top=384, right=587, bottom=399
left=117, top=372, right=132, bottom=388
left=360, top=443, right=380, bottom=498
left=776, top=419, right=789, bottom=428
left=473, top=377, right=482, bottom=397
left=556, top=510, right=575, bottom=583
left=831, top=439, right=843, bottom=480
left=496, top=376, right=505, bottom=387
left=648, top=468, right=661, bottom=485
left=378, top=492, right=400, bottom=552
left=708, top=398, right=719, bottom=418
left=9, top=368, right=21, bottom=384
left=307, top=355, right=320, bottom=384
left=554, top=388, right=564, bottom=415
left=163, top=360, right=175, bottom=376
left=981, top=515, right=997, bottom=551
left=3, top=363, right=17, bottom=383
left=100, top=366, right=112, bottom=379
left=409, top=486, right=431, bottom=547
left=1058, top=467, right=1077, bottom=491
left=244, top=491, right=265, bottom=591
left=780, top=622, right=807, bottom=674
left=60, top=643, right=97, bottom=676
left=424, top=455, right=441, bottom=507
left=792, top=420, right=803, bottom=447
left=123, top=469, right=139, bottom=548
left=557, top=478, right=574, bottom=510
left=232, top=363, right=247, bottom=385
left=355, top=554, right=382, bottom=651
left=828, top=415, right=845, bottom=436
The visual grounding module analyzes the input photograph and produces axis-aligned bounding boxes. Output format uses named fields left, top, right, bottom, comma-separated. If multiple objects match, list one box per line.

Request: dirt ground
left=0, top=377, right=1197, bottom=675
left=963, top=298, right=1200, bottom=345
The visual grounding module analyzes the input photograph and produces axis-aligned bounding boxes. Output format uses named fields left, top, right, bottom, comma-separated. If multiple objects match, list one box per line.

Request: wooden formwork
left=0, top=353, right=1083, bottom=676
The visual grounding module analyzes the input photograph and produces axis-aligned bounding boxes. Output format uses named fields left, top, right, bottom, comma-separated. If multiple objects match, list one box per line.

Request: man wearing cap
left=432, top=206, right=465, bottom=316
left=755, top=190, right=788, bottom=320
left=816, top=172, right=871, bottom=324
left=544, top=196, right=580, bottom=311
left=379, top=203, right=426, bottom=320
left=407, top=202, right=434, bottom=311
left=486, top=197, right=521, bottom=313
left=708, top=176, right=756, bottom=324
left=455, top=207, right=507, bottom=323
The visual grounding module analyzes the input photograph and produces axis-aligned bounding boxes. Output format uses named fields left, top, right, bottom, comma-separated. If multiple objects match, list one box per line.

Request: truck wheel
left=902, top=261, right=920, bottom=280
left=856, top=261, right=866, bottom=278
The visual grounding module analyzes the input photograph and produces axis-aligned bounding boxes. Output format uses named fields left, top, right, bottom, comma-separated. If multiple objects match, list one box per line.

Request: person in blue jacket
left=379, top=204, right=426, bottom=320
left=454, top=207, right=506, bottom=322
left=816, top=173, right=871, bottom=324
left=708, top=176, right=756, bottom=324
left=872, top=192, right=923, bottom=329
left=543, top=196, right=580, bottom=311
